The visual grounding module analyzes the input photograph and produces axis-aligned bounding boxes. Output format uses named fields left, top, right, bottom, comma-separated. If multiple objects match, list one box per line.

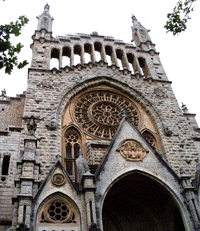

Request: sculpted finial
left=1, top=88, right=6, bottom=97
left=131, top=15, right=137, bottom=22
left=181, top=102, right=188, bottom=113
left=44, top=3, right=50, bottom=13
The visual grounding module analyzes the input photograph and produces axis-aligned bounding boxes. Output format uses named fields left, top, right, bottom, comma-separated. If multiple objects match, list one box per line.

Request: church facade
left=1, top=4, right=200, bottom=231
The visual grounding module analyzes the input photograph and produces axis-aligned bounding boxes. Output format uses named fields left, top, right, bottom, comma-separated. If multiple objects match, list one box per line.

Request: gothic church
left=1, top=4, right=200, bottom=231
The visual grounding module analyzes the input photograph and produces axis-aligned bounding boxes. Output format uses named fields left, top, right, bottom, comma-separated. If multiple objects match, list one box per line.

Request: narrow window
left=23, top=205, right=27, bottom=223
left=116, top=49, right=124, bottom=70
left=2, top=155, right=10, bottom=175
left=84, top=43, right=92, bottom=63
left=127, top=53, right=136, bottom=74
left=105, top=46, right=113, bottom=66
left=50, top=48, right=59, bottom=69
left=65, top=128, right=81, bottom=176
left=62, top=46, right=71, bottom=67
left=74, top=45, right=82, bottom=65
left=94, top=42, right=102, bottom=62
left=138, top=57, right=149, bottom=76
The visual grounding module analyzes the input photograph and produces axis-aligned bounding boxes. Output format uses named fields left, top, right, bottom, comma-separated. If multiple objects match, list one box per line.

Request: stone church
left=1, top=4, right=200, bottom=231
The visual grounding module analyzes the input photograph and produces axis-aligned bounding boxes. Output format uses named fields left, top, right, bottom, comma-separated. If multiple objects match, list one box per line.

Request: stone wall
left=20, top=59, right=200, bottom=179
left=0, top=93, right=25, bottom=131
left=0, top=130, right=22, bottom=228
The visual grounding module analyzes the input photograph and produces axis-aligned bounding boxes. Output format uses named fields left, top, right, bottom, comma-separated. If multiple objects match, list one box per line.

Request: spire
left=36, top=3, right=54, bottom=32
left=131, top=15, right=153, bottom=49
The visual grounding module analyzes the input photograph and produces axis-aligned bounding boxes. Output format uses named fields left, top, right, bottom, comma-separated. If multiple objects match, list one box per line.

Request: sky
left=0, top=0, right=200, bottom=125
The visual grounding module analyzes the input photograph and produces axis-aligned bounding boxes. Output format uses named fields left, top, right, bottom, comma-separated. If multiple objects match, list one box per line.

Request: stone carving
left=1, top=88, right=6, bottom=97
left=118, top=139, right=148, bottom=161
left=26, top=116, right=37, bottom=135
left=46, top=119, right=57, bottom=130
left=181, top=102, right=189, bottom=113
left=52, top=173, right=66, bottom=186
left=76, top=150, right=90, bottom=184
left=74, top=90, right=140, bottom=139
left=41, top=79, right=53, bottom=88
left=163, top=123, right=172, bottom=137
left=46, top=113, right=57, bottom=130
left=154, top=88, right=168, bottom=98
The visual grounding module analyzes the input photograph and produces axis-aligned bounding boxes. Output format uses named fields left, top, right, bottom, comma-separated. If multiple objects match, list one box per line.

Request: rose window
left=47, top=201, right=69, bottom=222
left=40, top=196, right=77, bottom=223
left=92, top=102, right=121, bottom=126
left=74, top=90, right=140, bottom=139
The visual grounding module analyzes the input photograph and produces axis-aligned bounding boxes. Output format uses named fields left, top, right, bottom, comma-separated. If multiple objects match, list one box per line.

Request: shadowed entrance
left=102, top=172, right=185, bottom=231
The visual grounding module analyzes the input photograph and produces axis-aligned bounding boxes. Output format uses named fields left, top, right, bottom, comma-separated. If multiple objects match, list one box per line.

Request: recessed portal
left=102, top=172, right=185, bottom=231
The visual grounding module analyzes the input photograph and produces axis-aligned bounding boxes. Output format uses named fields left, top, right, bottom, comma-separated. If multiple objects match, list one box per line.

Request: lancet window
left=1, top=154, right=10, bottom=181
left=64, top=128, right=81, bottom=176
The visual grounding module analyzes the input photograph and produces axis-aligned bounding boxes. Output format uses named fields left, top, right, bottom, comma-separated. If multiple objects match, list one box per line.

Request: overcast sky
left=0, top=0, right=200, bottom=125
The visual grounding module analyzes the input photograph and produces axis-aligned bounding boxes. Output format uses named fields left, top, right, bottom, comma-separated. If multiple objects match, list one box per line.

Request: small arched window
left=62, top=46, right=71, bottom=67
left=127, top=53, right=137, bottom=74
left=94, top=42, right=102, bottom=62
left=50, top=48, right=59, bottom=69
left=64, top=128, right=81, bottom=176
left=105, top=46, right=113, bottom=66
left=138, top=57, right=150, bottom=77
left=74, top=45, right=82, bottom=65
left=84, top=43, right=92, bottom=63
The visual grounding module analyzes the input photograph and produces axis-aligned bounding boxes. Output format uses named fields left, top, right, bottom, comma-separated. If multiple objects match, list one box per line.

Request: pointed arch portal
left=102, top=172, right=186, bottom=231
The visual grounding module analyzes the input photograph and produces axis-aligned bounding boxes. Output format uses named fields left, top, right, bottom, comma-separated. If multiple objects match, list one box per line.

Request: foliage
left=165, top=0, right=196, bottom=35
left=0, top=15, right=29, bottom=74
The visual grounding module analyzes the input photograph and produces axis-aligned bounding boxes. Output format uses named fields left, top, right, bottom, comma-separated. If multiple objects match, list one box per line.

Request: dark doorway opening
left=102, top=172, right=185, bottom=231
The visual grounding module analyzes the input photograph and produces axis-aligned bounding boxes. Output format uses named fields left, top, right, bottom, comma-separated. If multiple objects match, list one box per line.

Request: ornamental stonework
left=40, top=196, right=77, bottom=224
left=73, top=90, right=140, bottom=140
left=117, top=139, right=148, bottom=161
left=52, top=173, right=66, bottom=186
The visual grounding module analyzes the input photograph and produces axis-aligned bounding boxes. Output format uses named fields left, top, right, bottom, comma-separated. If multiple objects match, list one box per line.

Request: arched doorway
left=102, top=172, right=185, bottom=231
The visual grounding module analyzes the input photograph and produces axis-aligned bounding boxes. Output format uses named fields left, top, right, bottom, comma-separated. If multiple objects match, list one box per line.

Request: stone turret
left=131, top=15, right=155, bottom=52
left=36, top=3, right=54, bottom=32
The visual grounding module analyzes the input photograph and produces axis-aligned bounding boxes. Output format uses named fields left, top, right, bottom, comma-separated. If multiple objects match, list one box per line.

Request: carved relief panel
left=117, top=139, right=148, bottom=161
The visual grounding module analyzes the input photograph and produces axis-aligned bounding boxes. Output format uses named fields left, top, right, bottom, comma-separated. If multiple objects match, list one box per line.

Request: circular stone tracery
left=91, top=101, right=121, bottom=126
left=74, top=90, right=140, bottom=139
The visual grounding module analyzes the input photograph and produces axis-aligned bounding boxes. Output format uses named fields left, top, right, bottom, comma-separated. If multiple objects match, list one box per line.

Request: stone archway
left=102, top=172, right=186, bottom=231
